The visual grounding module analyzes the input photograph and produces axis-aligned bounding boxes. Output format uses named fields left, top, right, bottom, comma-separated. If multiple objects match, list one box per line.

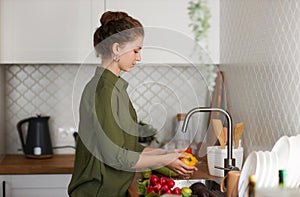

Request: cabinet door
left=105, top=0, right=219, bottom=64
left=9, top=174, right=71, bottom=197
left=0, top=175, right=12, bottom=197
left=0, top=0, right=104, bottom=64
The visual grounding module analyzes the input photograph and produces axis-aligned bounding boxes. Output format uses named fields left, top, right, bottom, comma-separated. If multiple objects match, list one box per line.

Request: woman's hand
left=165, top=151, right=198, bottom=177
left=132, top=147, right=198, bottom=173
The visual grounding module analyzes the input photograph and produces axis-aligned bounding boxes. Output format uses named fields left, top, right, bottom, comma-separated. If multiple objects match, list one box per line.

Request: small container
left=248, top=174, right=256, bottom=197
left=207, top=146, right=244, bottom=177
left=279, top=169, right=286, bottom=188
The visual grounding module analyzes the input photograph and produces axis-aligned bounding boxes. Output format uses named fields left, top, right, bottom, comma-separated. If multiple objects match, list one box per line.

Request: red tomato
left=165, top=189, right=172, bottom=194
left=161, top=184, right=170, bottom=193
left=154, top=182, right=162, bottom=192
left=147, top=186, right=156, bottom=194
left=172, top=187, right=182, bottom=195
left=160, top=177, right=168, bottom=185
left=167, top=179, right=175, bottom=188
left=149, top=175, right=159, bottom=185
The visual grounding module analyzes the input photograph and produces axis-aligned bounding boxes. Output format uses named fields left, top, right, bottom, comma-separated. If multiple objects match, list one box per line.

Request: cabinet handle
left=2, top=181, right=5, bottom=197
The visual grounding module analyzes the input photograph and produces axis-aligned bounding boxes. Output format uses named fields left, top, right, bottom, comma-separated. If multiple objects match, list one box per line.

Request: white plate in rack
left=238, top=151, right=258, bottom=197
left=272, top=135, right=290, bottom=170
left=287, top=135, right=300, bottom=188
left=262, top=151, right=271, bottom=188
left=269, top=151, right=279, bottom=188
left=255, top=151, right=266, bottom=189
left=296, top=134, right=300, bottom=187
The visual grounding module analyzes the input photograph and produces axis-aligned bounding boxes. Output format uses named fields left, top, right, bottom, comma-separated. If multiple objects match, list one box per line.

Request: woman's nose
left=136, top=53, right=141, bottom=61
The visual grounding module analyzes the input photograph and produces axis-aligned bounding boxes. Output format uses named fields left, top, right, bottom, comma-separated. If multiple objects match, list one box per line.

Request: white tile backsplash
left=4, top=64, right=213, bottom=154
left=6, top=0, right=300, bottom=159
left=220, top=0, right=300, bottom=157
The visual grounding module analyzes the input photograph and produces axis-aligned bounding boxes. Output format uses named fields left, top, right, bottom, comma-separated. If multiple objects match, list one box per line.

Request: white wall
left=220, top=0, right=300, bottom=157
left=0, top=66, right=6, bottom=160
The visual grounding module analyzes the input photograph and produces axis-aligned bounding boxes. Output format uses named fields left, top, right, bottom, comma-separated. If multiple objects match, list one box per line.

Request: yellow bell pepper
left=180, top=152, right=198, bottom=166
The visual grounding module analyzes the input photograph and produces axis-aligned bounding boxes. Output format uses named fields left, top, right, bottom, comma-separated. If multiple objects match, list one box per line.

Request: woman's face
left=117, top=36, right=144, bottom=72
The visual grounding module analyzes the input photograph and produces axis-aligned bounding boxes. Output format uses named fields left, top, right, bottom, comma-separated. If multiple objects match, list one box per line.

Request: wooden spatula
left=234, top=122, right=244, bottom=149
left=212, top=119, right=226, bottom=149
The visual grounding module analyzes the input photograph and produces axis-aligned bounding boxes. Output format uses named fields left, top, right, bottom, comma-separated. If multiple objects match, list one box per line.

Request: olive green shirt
left=68, top=67, right=145, bottom=197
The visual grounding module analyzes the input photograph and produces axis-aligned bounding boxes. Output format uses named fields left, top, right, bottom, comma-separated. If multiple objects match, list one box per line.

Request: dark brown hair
left=93, top=11, right=144, bottom=58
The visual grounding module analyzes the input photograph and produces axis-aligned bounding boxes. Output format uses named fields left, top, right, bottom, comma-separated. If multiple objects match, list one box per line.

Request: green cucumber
left=153, top=166, right=179, bottom=177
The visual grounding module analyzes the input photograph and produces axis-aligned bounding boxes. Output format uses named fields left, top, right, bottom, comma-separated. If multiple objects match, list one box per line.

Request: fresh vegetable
left=182, top=187, right=192, bottom=195
left=153, top=166, right=179, bottom=177
left=138, top=174, right=195, bottom=196
left=160, top=177, right=168, bottom=185
left=185, top=147, right=192, bottom=154
left=189, top=182, right=212, bottom=197
left=138, top=179, right=149, bottom=195
left=167, top=179, right=175, bottom=188
left=161, top=184, right=169, bottom=193
left=147, top=187, right=156, bottom=194
left=138, top=176, right=179, bottom=196
left=149, top=175, right=159, bottom=185
left=172, top=187, right=182, bottom=195
left=180, top=152, right=198, bottom=166
left=142, top=168, right=152, bottom=179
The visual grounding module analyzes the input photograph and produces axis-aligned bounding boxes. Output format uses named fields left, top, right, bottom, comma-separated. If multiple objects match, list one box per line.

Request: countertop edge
left=0, top=154, right=75, bottom=175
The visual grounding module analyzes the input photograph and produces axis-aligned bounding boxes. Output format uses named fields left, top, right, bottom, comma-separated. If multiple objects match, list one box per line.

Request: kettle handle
left=17, top=117, right=32, bottom=152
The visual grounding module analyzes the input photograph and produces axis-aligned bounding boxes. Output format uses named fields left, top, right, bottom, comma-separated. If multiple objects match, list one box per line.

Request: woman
left=68, top=11, right=198, bottom=197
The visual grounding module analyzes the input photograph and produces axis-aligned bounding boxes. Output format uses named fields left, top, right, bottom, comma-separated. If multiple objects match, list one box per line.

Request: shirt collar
left=96, top=67, right=129, bottom=90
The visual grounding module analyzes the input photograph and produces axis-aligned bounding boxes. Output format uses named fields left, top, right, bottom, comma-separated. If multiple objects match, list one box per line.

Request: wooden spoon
left=234, top=122, right=244, bottom=149
left=212, top=119, right=226, bottom=149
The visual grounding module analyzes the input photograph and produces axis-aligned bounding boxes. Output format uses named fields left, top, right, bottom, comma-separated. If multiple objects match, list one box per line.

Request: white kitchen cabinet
left=0, top=0, right=218, bottom=64
left=0, top=174, right=71, bottom=197
left=0, top=0, right=104, bottom=64
left=105, top=0, right=219, bottom=64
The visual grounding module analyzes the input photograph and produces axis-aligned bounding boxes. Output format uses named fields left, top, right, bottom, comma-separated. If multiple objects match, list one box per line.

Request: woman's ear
left=112, top=42, right=120, bottom=56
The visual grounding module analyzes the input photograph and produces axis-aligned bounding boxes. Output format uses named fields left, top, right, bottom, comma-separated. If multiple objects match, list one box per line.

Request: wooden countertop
left=0, top=154, right=75, bottom=174
left=1, top=154, right=217, bottom=197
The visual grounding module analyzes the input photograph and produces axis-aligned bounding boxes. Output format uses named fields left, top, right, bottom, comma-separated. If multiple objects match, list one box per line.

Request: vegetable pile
left=138, top=175, right=192, bottom=197
left=138, top=148, right=200, bottom=197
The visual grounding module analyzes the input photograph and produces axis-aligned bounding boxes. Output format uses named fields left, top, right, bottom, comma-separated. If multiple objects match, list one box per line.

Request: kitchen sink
left=173, top=178, right=225, bottom=197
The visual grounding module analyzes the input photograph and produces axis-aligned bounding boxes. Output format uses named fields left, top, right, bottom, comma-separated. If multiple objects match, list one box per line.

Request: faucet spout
left=182, top=107, right=236, bottom=175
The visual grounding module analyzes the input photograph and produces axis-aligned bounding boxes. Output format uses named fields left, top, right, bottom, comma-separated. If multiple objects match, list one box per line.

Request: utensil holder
left=207, top=146, right=243, bottom=177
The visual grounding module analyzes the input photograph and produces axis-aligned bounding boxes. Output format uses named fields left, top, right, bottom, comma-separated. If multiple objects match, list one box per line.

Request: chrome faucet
left=182, top=107, right=236, bottom=175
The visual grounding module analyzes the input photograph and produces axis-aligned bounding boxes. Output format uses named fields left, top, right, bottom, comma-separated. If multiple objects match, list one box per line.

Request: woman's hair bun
left=94, top=11, right=144, bottom=58
left=100, top=11, right=129, bottom=26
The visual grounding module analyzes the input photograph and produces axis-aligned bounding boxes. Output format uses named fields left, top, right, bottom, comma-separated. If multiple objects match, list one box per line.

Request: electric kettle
left=17, top=115, right=53, bottom=158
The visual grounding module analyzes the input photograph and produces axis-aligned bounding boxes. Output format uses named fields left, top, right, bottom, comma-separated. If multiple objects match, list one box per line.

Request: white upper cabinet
left=0, top=0, right=104, bottom=64
left=105, top=0, right=219, bottom=64
left=0, top=0, right=218, bottom=64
